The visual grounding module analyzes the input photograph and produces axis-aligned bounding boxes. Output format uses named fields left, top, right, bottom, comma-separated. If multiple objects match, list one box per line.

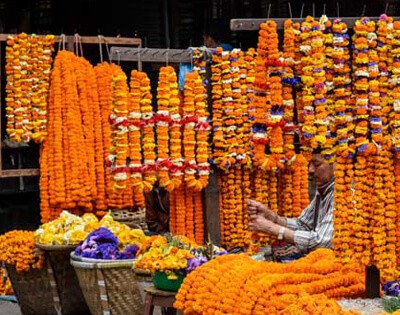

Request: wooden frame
left=0, top=34, right=141, bottom=178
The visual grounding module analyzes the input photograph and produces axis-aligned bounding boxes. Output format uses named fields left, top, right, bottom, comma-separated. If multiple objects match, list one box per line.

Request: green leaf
left=382, top=297, right=400, bottom=313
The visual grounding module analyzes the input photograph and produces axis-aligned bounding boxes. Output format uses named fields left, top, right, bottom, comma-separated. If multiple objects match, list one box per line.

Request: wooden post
left=365, top=265, right=380, bottom=298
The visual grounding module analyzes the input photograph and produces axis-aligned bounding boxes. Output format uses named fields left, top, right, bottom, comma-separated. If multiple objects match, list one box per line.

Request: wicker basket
left=5, top=262, right=57, bottom=315
left=35, top=244, right=90, bottom=315
left=70, top=253, right=144, bottom=315
left=110, top=208, right=148, bottom=232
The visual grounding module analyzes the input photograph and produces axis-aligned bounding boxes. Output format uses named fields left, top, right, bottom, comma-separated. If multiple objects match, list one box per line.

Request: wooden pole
left=365, top=265, right=381, bottom=298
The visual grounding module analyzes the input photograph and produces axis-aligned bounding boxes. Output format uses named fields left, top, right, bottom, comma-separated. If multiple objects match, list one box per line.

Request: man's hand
left=248, top=215, right=279, bottom=235
left=246, top=199, right=276, bottom=222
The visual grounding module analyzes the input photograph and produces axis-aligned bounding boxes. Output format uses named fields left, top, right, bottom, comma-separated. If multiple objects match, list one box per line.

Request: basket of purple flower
left=70, top=227, right=145, bottom=315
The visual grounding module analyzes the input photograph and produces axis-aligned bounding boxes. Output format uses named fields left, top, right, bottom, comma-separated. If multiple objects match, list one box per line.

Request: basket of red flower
left=70, top=227, right=145, bottom=315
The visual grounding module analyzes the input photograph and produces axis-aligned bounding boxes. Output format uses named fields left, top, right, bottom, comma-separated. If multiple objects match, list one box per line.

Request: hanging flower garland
left=193, top=71, right=210, bottom=189
left=109, top=66, right=131, bottom=192
left=128, top=70, right=145, bottom=207
left=332, top=18, right=353, bottom=158
left=264, top=20, right=285, bottom=170
left=95, top=62, right=119, bottom=210
left=377, top=14, right=392, bottom=144
left=182, top=71, right=197, bottom=184
left=5, top=33, right=55, bottom=143
left=353, top=17, right=375, bottom=154
left=139, top=72, right=157, bottom=192
left=391, top=20, right=400, bottom=155
left=219, top=50, right=236, bottom=170
left=156, top=66, right=173, bottom=190
left=168, top=68, right=184, bottom=190
left=211, top=47, right=224, bottom=165
left=252, top=22, right=270, bottom=167
left=243, top=48, right=256, bottom=163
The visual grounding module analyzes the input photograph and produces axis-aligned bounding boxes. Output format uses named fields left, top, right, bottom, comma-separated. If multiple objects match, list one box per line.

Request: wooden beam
left=0, top=169, right=39, bottom=178
left=230, top=16, right=400, bottom=31
left=0, top=34, right=141, bottom=46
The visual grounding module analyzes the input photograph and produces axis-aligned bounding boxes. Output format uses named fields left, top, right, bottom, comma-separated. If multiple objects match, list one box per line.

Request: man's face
left=308, top=154, right=334, bottom=188
left=203, top=35, right=216, bottom=48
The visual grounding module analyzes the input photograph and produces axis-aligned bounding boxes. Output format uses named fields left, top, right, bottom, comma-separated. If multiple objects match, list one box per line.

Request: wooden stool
left=143, top=285, right=177, bottom=315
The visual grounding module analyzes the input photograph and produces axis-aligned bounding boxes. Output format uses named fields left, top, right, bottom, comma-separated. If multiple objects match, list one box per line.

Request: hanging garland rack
left=230, top=16, right=400, bottom=31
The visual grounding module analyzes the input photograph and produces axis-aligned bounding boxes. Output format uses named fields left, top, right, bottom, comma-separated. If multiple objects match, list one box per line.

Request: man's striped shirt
left=285, top=179, right=335, bottom=253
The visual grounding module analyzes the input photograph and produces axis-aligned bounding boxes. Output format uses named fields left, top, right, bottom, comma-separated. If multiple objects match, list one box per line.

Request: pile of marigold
left=0, top=230, right=44, bottom=272
left=174, top=248, right=365, bottom=314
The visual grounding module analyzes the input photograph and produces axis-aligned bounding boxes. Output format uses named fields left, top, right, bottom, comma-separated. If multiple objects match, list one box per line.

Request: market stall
left=2, top=10, right=400, bottom=315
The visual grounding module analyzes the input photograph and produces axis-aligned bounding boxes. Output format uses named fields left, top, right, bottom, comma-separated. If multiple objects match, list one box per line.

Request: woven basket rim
left=71, top=258, right=135, bottom=269
left=70, top=252, right=136, bottom=263
left=35, top=243, right=77, bottom=251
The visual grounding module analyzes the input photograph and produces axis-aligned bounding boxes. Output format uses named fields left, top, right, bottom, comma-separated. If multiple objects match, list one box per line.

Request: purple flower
left=186, top=256, right=209, bottom=273
left=74, top=227, right=139, bottom=260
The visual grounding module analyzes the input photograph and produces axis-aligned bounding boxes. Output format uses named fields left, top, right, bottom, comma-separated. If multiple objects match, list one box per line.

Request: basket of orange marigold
left=0, top=230, right=57, bottom=315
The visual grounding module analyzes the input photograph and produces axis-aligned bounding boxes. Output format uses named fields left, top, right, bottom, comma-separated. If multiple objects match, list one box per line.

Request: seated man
left=247, top=153, right=334, bottom=254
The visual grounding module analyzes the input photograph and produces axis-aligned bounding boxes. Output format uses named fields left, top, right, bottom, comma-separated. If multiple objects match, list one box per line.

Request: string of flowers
left=183, top=72, right=198, bottom=187
left=156, top=66, right=173, bottom=190
left=279, top=19, right=297, bottom=217
left=193, top=71, right=210, bottom=189
left=219, top=169, right=237, bottom=248
left=5, top=33, right=55, bottom=143
left=139, top=71, right=157, bottom=192
left=243, top=48, right=256, bottom=163
left=353, top=17, right=374, bottom=154
left=185, top=186, right=195, bottom=241
left=332, top=18, right=353, bottom=158
left=74, top=57, right=96, bottom=211
left=252, top=22, right=269, bottom=167
left=371, top=148, right=397, bottom=281
left=95, top=62, right=118, bottom=210
left=211, top=48, right=225, bottom=165
left=264, top=20, right=285, bottom=170
left=377, top=14, right=392, bottom=144
left=193, top=190, right=204, bottom=245
left=128, top=70, right=145, bottom=207
left=219, top=50, right=236, bottom=170
left=168, top=68, right=184, bottom=190
left=299, top=16, right=317, bottom=159
left=109, top=66, right=132, bottom=201
left=391, top=20, right=400, bottom=155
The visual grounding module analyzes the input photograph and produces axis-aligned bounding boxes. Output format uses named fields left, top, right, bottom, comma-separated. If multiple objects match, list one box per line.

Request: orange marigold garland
left=168, top=68, right=184, bottom=190
left=5, top=33, right=55, bottom=143
left=252, top=22, right=269, bottom=167
left=211, top=47, right=225, bottom=165
left=95, top=62, right=118, bottom=209
left=183, top=72, right=198, bottom=187
left=174, top=249, right=365, bottom=314
left=156, top=66, right=173, bottom=190
left=128, top=70, right=145, bottom=207
left=139, top=72, right=157, bottom=192
left=109, top=64, right=134, bottom=208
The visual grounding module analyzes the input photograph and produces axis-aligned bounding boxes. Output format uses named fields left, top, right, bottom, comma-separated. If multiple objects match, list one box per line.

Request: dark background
left=0, top=0, right=396, bottom=233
